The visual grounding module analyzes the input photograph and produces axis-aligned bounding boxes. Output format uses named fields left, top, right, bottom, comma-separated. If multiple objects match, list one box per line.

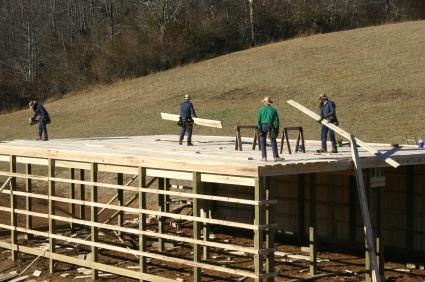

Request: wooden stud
left=254, top=177, right=265, bottom=282
left=79, top=169, right=85, bottom=221
left=117, top=173, right=124, bottom=235
left=297, top=174, right=305, bottom=243
left=69, top=168, right=75, bottom=232
left=406, top=166, right=414, bottom=255
left=158, top=177, right=165, bottom=252
left=48, top=159, right=56, bottom=274
left=10, top=155, right=17, bottom=261
left=349, top=175, right=357, bottom=243
left=90, top=163, right=99, bottom=280
left=138, top=167, right=147, bottom=282
left=202, top=182, right=211, bottom=260
left=25, top=163, right=33, bottom=240
left=193, top=172, right=202, bottom=281
left=265, top=176, right=275, bottom=281
left=309, top=173, right=317, bottom=275
left=309, top=227, right=317, bottom=275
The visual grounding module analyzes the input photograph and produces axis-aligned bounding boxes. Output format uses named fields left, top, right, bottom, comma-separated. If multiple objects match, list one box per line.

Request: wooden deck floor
left=0, top=135, right=424, bottom=177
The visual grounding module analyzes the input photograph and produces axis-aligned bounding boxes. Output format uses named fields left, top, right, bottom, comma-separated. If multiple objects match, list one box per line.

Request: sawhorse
left=280, top=126, right=306, bottom=154
left=235, top=125, right=260, bottom=151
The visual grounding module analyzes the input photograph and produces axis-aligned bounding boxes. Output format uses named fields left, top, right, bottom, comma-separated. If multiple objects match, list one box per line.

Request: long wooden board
left=161, top=113, right=222, bottom=128
left=349, top=135, right=381, bottom=282
left=287, top=99, right=400, bottom=168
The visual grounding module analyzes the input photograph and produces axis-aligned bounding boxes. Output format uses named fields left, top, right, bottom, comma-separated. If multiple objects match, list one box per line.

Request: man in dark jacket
left=179, top=94, right=197, bottom=146
left=257, top=96, right=284, bottom=162
left=29, top=101, right=51, bottom=141
left=317, top=94, right=338, bottom=153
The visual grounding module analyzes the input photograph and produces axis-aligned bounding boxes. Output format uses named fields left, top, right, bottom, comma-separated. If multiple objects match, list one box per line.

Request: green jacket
left=257, top=105, right=280, bottom=129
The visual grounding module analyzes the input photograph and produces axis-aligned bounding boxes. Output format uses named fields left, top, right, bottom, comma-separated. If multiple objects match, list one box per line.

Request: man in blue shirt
left=29, top=101, right=51, bottom=141
left=317, top=94, right=338, bottom=153
left=179, top=94, right=197, bottom=146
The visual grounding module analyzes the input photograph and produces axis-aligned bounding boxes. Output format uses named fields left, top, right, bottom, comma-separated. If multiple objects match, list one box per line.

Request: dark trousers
left=179, top=124, right=192, bottom=144
left=39, top=120, right=48, bottom=141
left=320, top=124, right=336, bottom=150
left=260, top=124, right=279, bottom=159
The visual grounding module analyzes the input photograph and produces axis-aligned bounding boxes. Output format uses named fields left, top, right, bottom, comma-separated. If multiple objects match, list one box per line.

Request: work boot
left=316, top=148, right=327, bottom=153
left=179, top=140, right=183, bottom=145
left=273, top=157, right=285, bottom=162
left=260, top=158, right=267, bottom=162
left=330, top=148, right=338, bottom=153
left=187, top=142, right=193, bottom=146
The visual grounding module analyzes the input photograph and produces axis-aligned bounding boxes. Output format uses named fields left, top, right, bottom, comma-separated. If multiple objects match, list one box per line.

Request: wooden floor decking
left=0, top=135, right=424, bottom=177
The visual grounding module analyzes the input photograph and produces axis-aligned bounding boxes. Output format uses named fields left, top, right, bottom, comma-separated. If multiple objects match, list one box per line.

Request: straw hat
left=319, top=94, right=328, bottom=100
left=184, top=94, right=191, bottom=100
left=262, top=96, right=273, bottom=104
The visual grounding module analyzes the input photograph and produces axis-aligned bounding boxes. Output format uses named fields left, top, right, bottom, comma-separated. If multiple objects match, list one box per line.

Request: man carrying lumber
left=317, top=94, right=338, bottom=153
left=29, top=100, right=51, bottom=141
left=257, top=96, right=284, bottom=162
left=178, top=94, right=197, bottom=146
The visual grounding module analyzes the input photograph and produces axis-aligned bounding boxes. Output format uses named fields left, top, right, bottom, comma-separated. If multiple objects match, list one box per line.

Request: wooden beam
left=193, top=172, right=202, bottom=281
left=79, top=169, right=85, bottom=222
left=158, top=177, right=165, bottom=252
left=117, top=173, right=124, bottom=236
left=309, top=174, right=317, bottom=275
left=254, top=177, right=265, bottom=282
left=138, top=167, right=147, bottom=282
left=287, top=99, right=400, bottom=168
left=161, top=112, right=222, bottom=128
left=25, top=164, right=33, bottom=240
left=90, top=163, right=99, bottom=280
left=69, top=168, right=75, bottom=232
left=349, top=135, right=381, bottom=282
left=265, top=176, right=276, bottom=282
left=9, top=155, right=17, bottom=261
left=48, top=158, right=56, bottom=274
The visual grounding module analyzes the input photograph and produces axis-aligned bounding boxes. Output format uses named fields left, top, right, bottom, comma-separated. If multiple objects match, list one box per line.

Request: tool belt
left=257, top=124, right=279, bottom=138
left=328, top=116, right=338, bottom=126
left=178, top=117, right=194, bottom=127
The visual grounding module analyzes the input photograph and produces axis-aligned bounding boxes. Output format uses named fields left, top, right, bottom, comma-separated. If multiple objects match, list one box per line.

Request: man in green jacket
left=257, top=96, right=284, bottom=162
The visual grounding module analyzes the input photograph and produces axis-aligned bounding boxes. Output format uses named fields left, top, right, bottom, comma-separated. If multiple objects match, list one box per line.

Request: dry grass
left=1, top=21, right=425, bottom=143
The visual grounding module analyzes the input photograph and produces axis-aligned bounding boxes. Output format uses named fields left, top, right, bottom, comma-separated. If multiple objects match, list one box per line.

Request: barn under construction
left=0, top=132, right=424, bottom=281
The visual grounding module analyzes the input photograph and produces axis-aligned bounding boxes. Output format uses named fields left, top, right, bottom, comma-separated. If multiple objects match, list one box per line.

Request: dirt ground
left=0, top=219, right=424, bottom=282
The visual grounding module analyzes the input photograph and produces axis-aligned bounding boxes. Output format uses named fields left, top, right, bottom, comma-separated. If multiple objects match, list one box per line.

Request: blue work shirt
left=320, top=100, right=337, bottom=121
left=180, top=100, right=197, bottom=119
left=32, top=103, right=49, bottom=121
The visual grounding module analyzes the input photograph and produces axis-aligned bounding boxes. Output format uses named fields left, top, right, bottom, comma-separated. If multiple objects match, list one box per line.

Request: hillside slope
left=1, top=21, right=425, bottom=143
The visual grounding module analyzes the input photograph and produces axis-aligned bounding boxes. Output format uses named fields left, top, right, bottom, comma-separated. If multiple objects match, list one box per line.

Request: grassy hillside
left=1, top=21, right=425, bottom=143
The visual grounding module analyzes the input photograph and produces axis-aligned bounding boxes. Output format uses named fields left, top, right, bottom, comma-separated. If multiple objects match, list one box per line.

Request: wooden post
left=406, top=166, right=414, bottom=255
left=297, top=174, right=305, bottom=243
left=164, top=178, right=170, bottom=213
left=10, top=155, right=17, bottom=261
left=254, top=177, right=265, bottom=281
left=91, top=163, right=99, bottom=280
left=79, top=169, right=86, bottom=221
left=158, top=177, right=165, bottom=252
left=309, top=173, right=317, bottom=275
left=48, top=159, right=56, bottom=274
left=265, top=177, right=275, bottom=281
left=26, top=163, right=33, bottom=239
left=202, top=182, right=211, bottom=260
left=69, top=168, right=75, bottom=232
left=193, top=172, right=202, bottom=281
left=138, top=167, right=147, bottom=282
left=349, top=135, right=381, bottom=282
left=349, top=175, right=357, bottom=243
left=117, top=173, right=124, bottom=235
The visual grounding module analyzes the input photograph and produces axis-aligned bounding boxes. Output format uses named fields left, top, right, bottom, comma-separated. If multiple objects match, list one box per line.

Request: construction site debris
left=32, top=270, right=41, bottom=277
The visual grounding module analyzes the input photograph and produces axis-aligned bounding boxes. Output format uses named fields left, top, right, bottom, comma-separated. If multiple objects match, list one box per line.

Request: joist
left=0, top=176, right=12, bottom=192
left=161, top=112, right=222, bottom=128
left=287, top=99, right=400, bottom=168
